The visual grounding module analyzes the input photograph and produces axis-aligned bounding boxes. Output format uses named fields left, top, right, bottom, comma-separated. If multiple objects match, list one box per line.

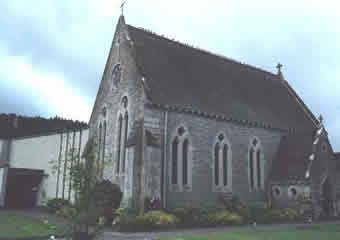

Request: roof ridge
left=127, top=24, right=278, bottom=78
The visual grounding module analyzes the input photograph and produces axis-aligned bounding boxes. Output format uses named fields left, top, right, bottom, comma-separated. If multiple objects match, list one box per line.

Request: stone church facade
left=90, top=16, right=340, bottom=217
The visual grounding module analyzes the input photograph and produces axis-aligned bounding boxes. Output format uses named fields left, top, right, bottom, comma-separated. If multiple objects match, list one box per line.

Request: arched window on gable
left=97, top=123, right=102, bottom=175
left=122, top=112, right=128, bottom=172
left=116, top=96, right=129, bottom=174
left=112, top=64, right=121, bottom=87
left=116, top=114, right=123, bottom=173
left=213, top=133, right=231, bottom=190
left=101, top=121, right=107, bottom=177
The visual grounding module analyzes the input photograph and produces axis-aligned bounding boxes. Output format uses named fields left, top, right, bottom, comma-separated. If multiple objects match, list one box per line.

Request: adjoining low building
left=0, top=114, right=88, bottom=208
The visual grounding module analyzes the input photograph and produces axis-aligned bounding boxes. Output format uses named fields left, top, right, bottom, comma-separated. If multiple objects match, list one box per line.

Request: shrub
left=46, top=198, right=71, bottom=214
left=113, top=208, right=178, bottom=232
left=210, top=209, right=243, bottom=226
left=56, top=205, right=77, bottom=219
left=93, top=180, right=123, bottom=226
left=249, top=203, right=299, bottom=224
left=172, top=206, right=208, bottom=227
left=218, top=195, right=251, bottom=222
left=142, top=210, right=179, bottom=230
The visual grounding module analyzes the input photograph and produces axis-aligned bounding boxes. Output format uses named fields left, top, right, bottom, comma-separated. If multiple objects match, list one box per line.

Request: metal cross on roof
left=276, top=63, right=283, bottom=74
left=120, top=0, right=126, bottom=16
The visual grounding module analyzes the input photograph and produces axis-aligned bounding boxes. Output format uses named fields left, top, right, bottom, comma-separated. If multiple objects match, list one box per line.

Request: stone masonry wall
left=145, top=106, right=284, bottom=209
left=89, top=18, right=147, bottom=207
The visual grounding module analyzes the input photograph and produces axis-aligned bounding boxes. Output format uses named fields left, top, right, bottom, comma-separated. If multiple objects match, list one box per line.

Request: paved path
left=94, top=220, right=340, bottom=240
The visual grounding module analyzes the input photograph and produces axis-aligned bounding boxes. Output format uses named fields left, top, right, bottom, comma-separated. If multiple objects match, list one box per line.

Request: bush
left=210, top=209, right=243, bottom=226
left=172, top=206, right=244, bottom=227
left=143, top=210, right=179, bottom=230
left=46, top=198, right=71, bottom=214
left=249, top=203, right=299, bottom=224
left=56, top=205, right=77, bottom=219
left=93, top=180, right=123, bottom=226
left=113, top=208, right=178, bottom=232
left=172, top=206, right=208, bottom=227
left=218, top=195, right=251, bottom=222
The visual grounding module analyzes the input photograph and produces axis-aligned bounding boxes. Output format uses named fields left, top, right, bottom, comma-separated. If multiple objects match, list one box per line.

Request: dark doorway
left=322, top=177, right=333, bottom=216
left=5, top=168, right=44, bottom=208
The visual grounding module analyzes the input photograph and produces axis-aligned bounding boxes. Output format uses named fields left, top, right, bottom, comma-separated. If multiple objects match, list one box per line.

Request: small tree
left=50, top=137, right=117, bottom=240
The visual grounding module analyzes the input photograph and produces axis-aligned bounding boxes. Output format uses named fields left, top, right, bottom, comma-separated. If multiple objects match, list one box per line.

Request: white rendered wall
left=9, top=129, right=89, bottom=205
left=0, top=168, right=4, bottom=199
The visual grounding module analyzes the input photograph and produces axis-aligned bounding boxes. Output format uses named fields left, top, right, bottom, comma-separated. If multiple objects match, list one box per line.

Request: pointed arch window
left=116, top=96, right=129, bottom=174
left=97, top=123, right=102, bottom=175
left=223, top=145, right=228, bottom=186
left=101, top=121, right=107, bottom=177
left=214, top=143, right=220, bottom=186
left=249, top=147, right=254, bottom=190
left=182, top=139, right=189, bottom=185
left=172, top=137, right=179, bottom=185
left=170, top=126, right=192, bottom=191
left=213, top=133, right=231, bottom=190
left=249, top=138, right=263, bottom=191
left=122, top=112, right=128, bottom=172
left=112, top=64, right=121, bottom=87
left=116, top=114, right=123, bottom=173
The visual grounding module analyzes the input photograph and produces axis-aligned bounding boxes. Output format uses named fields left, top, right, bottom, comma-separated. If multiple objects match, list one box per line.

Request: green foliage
left=56, top=205, right=77, bottom=219
left=172, top=205, right=244, bottom=227
left=218, top=195, right=251, bottom=221
left=112, top=208, right=178, bottom=232
left=210, top=209, right=244, bottom=225
left=93, top=180, right=122, bottom=225
left=249, top=202, right=299, bottom=223
left=142, top=210, right=179, bottom=229
left=46, top=198, right=71, bottom=214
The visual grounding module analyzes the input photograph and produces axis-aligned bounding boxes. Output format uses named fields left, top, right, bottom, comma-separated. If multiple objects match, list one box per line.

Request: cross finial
left=120, top=0, right=126, bottom=16
left=318, top=114, right=323, bottom=124
left=276, top=63, right=283, bottom=74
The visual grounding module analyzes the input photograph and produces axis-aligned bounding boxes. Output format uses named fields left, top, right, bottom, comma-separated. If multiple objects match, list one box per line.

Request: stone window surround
left=115, top=95, right=130, bottom=176
left=112, top=63, right=122, bottom=90
left=288, top=186, right=298, bottom=199
left=272, top=185, right=281, bottom=198
left=248, top=137, right=264, bottom=192
left=212, top=132, right=232, bottom=193
left=169, top=125, right=193, bottom=192
left=97, top=106, right=108, bottom=177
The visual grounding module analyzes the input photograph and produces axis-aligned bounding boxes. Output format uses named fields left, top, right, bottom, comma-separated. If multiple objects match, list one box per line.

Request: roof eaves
left=147, top=103, right=291, bottom=133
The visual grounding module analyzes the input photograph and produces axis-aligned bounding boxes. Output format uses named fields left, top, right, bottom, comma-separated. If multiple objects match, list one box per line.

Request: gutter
left=162, top=110, right=168, bottom=208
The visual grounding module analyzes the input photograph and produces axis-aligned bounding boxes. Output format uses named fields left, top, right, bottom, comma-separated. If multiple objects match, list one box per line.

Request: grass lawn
left=158, top=224, right=340, bottom=240
left=0, top=212, right=66, bottom=239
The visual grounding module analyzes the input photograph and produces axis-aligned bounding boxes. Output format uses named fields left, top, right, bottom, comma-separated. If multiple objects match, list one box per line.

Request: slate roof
left=270, top=131, right=315, bottom=181
left=127, top=24, right=317, bottom=131
left=0, top=114, right=88, bottom=139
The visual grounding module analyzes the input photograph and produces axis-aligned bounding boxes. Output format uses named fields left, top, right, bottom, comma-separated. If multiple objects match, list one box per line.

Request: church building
left=89, top=15, right=340, bottom=217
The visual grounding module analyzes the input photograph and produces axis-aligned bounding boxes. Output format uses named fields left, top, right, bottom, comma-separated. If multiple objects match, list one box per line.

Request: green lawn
left=0, top=212, right=65, bottom=239
left=159, top=224, right=340, bottom=240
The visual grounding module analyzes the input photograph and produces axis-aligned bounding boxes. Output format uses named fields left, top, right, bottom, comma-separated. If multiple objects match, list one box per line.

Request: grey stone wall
left=145, top=106, right=284, bottom=209
left=89, top=18, right=147, bottom=208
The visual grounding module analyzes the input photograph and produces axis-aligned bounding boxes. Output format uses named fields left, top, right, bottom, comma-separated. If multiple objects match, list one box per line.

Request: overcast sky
left=0, top=0, right=339, bottom=151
